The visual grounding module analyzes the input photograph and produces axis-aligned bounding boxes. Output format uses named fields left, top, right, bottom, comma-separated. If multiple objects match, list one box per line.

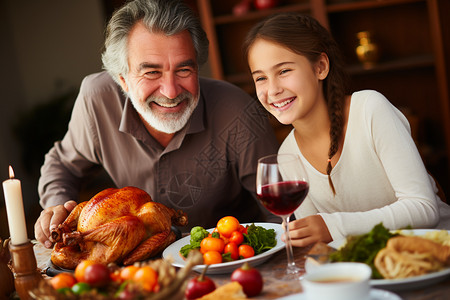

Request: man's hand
left=34, top=200, right=77, bottom=248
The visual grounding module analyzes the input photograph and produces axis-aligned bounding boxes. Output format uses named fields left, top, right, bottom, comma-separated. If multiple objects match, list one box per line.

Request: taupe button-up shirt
left=38, top=72, right=280, bottom=232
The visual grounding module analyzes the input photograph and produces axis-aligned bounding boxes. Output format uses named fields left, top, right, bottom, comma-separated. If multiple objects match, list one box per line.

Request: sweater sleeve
left=320, top=91, right=440, bottom=241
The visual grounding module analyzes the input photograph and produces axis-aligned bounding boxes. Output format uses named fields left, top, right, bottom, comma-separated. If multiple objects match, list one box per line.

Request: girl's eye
left=254, top=76, right=266, bottom=83
left=280, top=69, right=291, bottom=75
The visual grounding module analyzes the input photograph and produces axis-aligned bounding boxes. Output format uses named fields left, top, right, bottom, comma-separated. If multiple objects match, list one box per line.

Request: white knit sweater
left=279, top=90, right=450, bottom=242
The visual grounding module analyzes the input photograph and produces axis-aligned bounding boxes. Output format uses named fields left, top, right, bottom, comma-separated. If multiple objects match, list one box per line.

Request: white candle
left=2, top=165, right=28, bottom=245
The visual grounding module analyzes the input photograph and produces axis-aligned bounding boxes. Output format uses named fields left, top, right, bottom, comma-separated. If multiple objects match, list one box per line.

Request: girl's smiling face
left=248, top=38, right=329, bottom=126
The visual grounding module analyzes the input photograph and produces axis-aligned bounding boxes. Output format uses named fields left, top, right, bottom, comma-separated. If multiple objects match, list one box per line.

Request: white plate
left=308, top=229, right=450, bottom=291
left=277, top=288, right=402, bottom=300
left=162, top=222, right=284, bottom=274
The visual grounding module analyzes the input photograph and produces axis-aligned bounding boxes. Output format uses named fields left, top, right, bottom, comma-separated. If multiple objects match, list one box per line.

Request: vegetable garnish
left=243, top=223, right=277, bottom=255
left=180, top=226, right=209, bottom=258
left=179, top=222, right=277, bottom=260
left=329, top=223, right=398, bottom=279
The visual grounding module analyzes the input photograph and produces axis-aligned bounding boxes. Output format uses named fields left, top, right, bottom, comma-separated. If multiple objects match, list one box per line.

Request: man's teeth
left=157, top=102, right=179, bottom=108
left=273, top=99, right=293, bottom=108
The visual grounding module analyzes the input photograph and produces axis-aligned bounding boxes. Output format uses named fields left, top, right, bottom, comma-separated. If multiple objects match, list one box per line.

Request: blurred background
left=1, top=0, right=449, bottom=241
left=1, top=0, right=106, bottom=240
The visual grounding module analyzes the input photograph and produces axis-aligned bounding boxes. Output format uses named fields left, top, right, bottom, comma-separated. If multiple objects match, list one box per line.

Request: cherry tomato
left=238, top=244, right=255, bottom=259
left=133, top=266, right=158, bottom=292
left=110, top=270, right=122, bottom=283
left=49, top=272, right=77, bottom=290
left=238, top=224, right=248, bottom=234
left=229, top=231, right=244, bottom=245
left=203, top=250, right=223, bottom=265
left=200, top=237, right=225, bottom=254
left=216, top=216, right=240, bottom=238
left=224, top=242, right=239, bottom=260
left=230, top=262, right=263, bottom=297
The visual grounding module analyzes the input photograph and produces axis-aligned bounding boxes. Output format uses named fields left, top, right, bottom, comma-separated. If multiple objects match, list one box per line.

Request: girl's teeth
left=273, top=99, right=293, bottom=108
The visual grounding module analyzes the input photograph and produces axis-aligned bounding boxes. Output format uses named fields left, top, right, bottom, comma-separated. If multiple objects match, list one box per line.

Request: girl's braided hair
left=243, top=13, right=350, bottom=195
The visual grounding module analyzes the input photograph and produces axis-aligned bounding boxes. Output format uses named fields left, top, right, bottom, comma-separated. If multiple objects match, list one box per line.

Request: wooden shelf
left=347, top=54, right=434, bottom=75
left=327, top=0, right=425, bottom=13
left=214, top=3, right=311, bottom=24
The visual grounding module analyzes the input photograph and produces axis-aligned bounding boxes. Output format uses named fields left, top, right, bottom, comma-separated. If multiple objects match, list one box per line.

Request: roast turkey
left=50, top=186, right=187, bottom=269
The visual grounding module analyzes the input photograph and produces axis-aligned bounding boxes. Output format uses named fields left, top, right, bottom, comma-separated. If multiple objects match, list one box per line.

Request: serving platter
left=162, top=222, right=284, bottom=274
left=307, top=229, right=450, bottom=291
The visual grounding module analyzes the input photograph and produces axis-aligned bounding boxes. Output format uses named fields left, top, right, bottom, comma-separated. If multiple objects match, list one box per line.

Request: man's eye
left=144, top=71, right=161, bottom=79
left=177, top=68, right=193, bottom=78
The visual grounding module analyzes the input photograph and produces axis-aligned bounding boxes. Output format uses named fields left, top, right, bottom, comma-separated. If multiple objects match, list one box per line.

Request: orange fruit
left=120, top=265, right=140, bottom=281
left=216, top=216, right=240, bottom=238
left=200, top=237, right=225, bottom=254
left=133, top=266, right=158, bottom=292
left=203, top=250, right=223, bottom=265
left=49, top=272, right=77, bottom=289
left=74, top=260, right=96, bottom=282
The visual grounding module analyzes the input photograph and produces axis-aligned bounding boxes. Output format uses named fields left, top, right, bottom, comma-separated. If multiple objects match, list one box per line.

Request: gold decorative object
left=0, top=238, right=15, bottom=299
left=9, top=240, right=44, bottom=300
left=356, top=31, right=379, bottom=68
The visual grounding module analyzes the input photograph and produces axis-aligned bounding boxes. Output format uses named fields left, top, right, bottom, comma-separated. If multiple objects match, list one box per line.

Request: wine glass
left=256, top=153, right=309, bottom=280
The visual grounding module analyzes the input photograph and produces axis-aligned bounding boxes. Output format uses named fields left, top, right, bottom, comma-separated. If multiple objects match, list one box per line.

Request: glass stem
left=283, top=215, right=297, bottom=273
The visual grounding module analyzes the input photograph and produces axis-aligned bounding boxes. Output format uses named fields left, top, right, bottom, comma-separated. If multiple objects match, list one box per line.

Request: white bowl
left=301, top=262, right=372, bottom=300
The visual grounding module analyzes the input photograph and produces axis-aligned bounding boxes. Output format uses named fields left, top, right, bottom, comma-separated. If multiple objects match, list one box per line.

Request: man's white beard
left=128, top=88, right=199, bottom=134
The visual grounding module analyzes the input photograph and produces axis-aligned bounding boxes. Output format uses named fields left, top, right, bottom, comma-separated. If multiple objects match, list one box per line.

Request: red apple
left=253, top=0, right=278, bottom=10
left=233, top=0, right=252, bottom=16
left=84, top=263, right=111, bottom=287
left=230, top=262, right=263, bottom=297
left=185, top=266, right=216, bottom=300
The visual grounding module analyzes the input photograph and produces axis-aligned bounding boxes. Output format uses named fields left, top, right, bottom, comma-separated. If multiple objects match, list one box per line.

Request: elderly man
left=34, top=0, right=279, bottom=248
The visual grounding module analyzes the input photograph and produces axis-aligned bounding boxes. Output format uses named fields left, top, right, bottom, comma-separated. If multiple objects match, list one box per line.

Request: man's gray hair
left=101, top=0, right=209, bottom=83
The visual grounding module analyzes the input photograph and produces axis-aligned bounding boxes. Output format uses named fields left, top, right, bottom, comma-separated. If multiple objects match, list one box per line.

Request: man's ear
left=316, top=53, right=330, bottom=80
left=118, top=75, right=129, bottom=92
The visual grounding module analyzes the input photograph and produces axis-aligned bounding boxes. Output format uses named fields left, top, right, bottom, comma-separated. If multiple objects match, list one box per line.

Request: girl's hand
left=282, top=215, right=332, bottom=247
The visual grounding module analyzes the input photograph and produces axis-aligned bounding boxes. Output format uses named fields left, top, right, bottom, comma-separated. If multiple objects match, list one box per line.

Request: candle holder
left=8, top=239, right=44, bottom=300
left=0, top=238, right=15, bottom=299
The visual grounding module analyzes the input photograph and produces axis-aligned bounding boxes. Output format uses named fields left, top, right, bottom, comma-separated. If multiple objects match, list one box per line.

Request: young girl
left=244, top=12, right=450, bottom=246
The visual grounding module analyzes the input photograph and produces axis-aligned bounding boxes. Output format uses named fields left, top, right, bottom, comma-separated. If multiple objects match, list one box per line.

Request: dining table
left=32, top=241, right=450, bottom=300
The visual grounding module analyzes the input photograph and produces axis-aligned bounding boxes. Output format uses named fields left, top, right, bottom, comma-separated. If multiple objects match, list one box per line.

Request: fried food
left=374, top=235, right=450, bottom=279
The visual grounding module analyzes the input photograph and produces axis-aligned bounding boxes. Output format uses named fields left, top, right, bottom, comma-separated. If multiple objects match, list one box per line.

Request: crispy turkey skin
left=50, top=186, right=187, bottom=269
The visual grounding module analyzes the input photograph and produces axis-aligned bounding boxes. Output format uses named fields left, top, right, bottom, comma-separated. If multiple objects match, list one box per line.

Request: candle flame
left=8, top=165, right=15, bottom=179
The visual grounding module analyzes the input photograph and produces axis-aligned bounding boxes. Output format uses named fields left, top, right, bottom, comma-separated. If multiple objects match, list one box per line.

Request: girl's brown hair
left=243, top=13, right=350, bottom=195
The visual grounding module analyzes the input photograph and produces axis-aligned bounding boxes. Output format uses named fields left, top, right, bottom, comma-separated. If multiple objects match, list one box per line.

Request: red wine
left=257, top=181, right=309, bottom=216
